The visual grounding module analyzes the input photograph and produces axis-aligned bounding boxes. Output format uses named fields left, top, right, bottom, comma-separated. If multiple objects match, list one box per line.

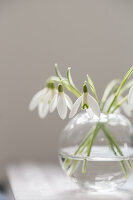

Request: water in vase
left=58, top=146, right=133, bottom=192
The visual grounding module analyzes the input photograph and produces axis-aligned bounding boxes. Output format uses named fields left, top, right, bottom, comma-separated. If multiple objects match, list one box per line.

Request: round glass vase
left=58, top=112, right=133, bottom=192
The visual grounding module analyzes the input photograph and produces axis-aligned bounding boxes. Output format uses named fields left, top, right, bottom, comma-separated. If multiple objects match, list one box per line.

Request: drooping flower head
left=29, top=66, right=133, bottom=121
left=69, top=83, right=100, bottom=118
left=29, top=81, right=57, bottom=118
left=50, top=84, right=73, bottom=119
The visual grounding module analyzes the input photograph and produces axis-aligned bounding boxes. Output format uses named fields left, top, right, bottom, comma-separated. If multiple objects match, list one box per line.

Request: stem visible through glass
left=63, top=122, right=133, bottom=177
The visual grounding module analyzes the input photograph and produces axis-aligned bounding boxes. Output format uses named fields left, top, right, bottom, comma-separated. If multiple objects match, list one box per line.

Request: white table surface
left=7, top=163, right=133, bottom=200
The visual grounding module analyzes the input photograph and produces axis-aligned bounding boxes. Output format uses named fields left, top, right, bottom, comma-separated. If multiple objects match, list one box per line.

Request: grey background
left=0, top=0, right=133, bottom=179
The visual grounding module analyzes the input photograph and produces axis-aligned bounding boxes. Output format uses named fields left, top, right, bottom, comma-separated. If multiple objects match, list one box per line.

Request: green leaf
left=111, top=95, right=128, bottom=113
left=66, top=67, right=81, bottom=97
left=116, top=67, right=133, bottom=96
left=55, top=64, right=63, bottom=80
left=102, top=125, right=128, bottom=178
left=49, top=76, right=60, bottom=82
left=67, top=67, right=76, bottom=88
left=87, top=74, right=95, bottom=91
left=54, top=65, right=81, bottom=97
left=120, top=79, right=133, bottom=95
left=100, top=79, right=120, bottom=111
left=86, top=74, right=99, bottom=103
left=50, top=76, right=67, bottom=82
left=82, top=159, right=87, bottom=173
left=107, top=66, right=133, bottom=113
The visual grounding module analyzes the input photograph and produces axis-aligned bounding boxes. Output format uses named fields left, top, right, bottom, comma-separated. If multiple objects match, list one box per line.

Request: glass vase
left=58, top=112, right=133, bottom=192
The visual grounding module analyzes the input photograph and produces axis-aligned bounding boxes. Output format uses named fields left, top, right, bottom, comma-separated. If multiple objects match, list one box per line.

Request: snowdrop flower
left=121, top=102, right=133, bottom=117
left=50, top=84, right=73, bottom=119
left=103, top=94, right=120, bottom=114
left=122, top=85, right=133, bottom=117
left=103, top=94, right=115, bottom=113
left=128, top=85, right=133, bottom=105
left=69, top=84, right=100, bottom=118
left=29, top=82, right=57, bottom=118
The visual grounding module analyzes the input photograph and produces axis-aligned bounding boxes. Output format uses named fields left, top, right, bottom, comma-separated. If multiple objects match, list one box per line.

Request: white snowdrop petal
left=122, top=102, right=132, bottom=117
left=103, top=94, right=114, bottom=113
left=43, top=90, right=51, bottom=104
left=50, top=89, right=58, bottom=101
left=128, top=85, right=133, bottom=105
left=54, top=89, right=58, bottom=95
left=86, top=108, right=94, bottom=118
left=57, top=93, right=67, bottom=119
left=38, top=102, right=49, bottom=118
left=88, top=94, right=100, bottom=117
left=114, top=107, right=121, bottom=114
left=50, top=94, right=58, bottom=112
left=29, top=88, right=48, bottom=110
left=64, top=94, right=73, bottom=110
left=69, top=95, right=82, bottom=118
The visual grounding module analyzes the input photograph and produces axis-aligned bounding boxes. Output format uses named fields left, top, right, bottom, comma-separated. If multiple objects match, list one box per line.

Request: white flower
left=50, top=84, right=73, bottom=119
left=103, top=94, right=115, bottom=113
left=128, top=85, right=133, bottom=105
left=29, top=82, right=57, bottom=118
left=103, top=94, right=120, bottom=114
left=104, top=92, right=132, bottom=117
left=69, top=84, right=100, bottom=118
left=121, top=85, right=133, bottom=117
left=104, top=92, right=133, bottom=117
left=121, top=102, right=133, bottom=117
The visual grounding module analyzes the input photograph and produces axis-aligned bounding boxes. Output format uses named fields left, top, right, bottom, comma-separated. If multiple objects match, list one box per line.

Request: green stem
left=106, top=67, right=133, bottom=113
left=68, top=160, right=79, bottom=176
left=82, top=159, right=87, bottom=174
left=63, top=127, right=95, bottom=169
left=67, top=136, right=94, bottom=175
left=74, top=127, right=95, bottom=155
left=82, top=124, right=101, bottom=173
left=55, top=65, right=81, bottom=97
left=102, top=126, right=128, bottom=177
left=65, top=125, right=100, bottom=175
left=100, top=79, right=120, bottom=111
left=86, top=75, right=99, bottom=104
left=111, top=95, right=128, bottom=113
left=120, top=79, right=133, bottom=96
left=64, top=123, right=133, bottom=177
left=67, top=67, right=81, bottom=97
left=102, top=126, right=123, bottom=156
left=87, top=125, right=101, bottom=156
left=63, top=158, right=72, bottom=169
left=127, top=160, right=133, bottom=170
left=102, top=125, right=133, bottom=173
left=120, top=161, right=128, bottom=178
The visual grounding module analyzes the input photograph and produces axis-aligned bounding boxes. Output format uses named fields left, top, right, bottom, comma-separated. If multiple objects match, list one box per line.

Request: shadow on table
left=57, top=189, right=133, bottom=200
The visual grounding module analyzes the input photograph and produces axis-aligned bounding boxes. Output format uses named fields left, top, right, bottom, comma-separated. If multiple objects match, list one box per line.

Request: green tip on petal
left=58, top=84, right=63, bottom=92
left=82, top=104, right=89, bottom=109
left=83, top=84, right=88, bottom=93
